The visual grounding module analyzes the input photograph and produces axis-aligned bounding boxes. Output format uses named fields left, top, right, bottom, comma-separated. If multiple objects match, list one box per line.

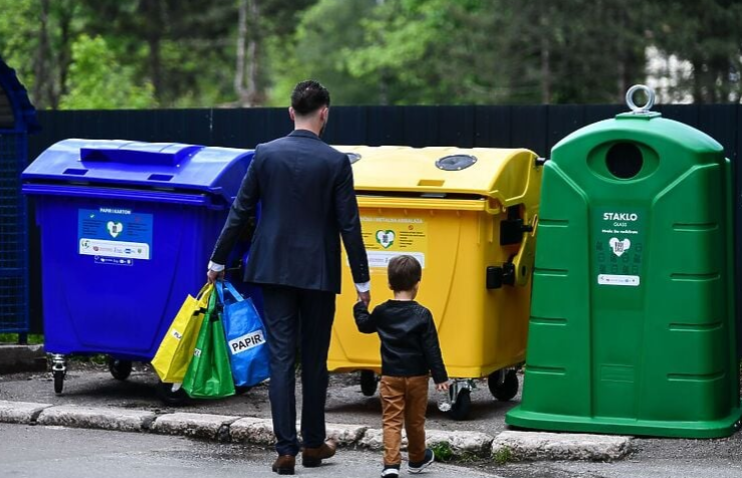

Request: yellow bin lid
left=336, top=145, right=540, bottom=207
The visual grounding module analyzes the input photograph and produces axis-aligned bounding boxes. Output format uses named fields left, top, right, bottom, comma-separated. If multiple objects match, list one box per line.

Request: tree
left=59, top=35, right=156, bottom=109
left=650, top=0, right=742, bottom=103
left=268, top=0, right=381, bottom=106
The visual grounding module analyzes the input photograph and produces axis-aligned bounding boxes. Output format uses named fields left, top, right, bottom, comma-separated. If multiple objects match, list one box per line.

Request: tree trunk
left=234, top=0, right=263, bottom=107
left=691, top=59, right=706, bottom=103
left=56, top=0, right=76, bottom=108
left=539, top=11, right=551, bottom=104
left=140, top=0, right=164, bottom=102
left=234, top=0, right=248, bottom=102
left=33, top=0, right=54, bottom=109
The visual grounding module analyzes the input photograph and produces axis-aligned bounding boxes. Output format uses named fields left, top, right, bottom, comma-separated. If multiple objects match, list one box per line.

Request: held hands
left=357, top=290, right=371, bottom=307
left=436, top=381, right=450, bottom=392
left=207, top=269, right=225, bottom=284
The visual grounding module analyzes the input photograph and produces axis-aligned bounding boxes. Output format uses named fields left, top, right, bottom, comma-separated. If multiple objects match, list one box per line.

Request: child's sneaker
left=381, top=464, right=400, bottom=477
left=408, top=449, right=435, bottom=474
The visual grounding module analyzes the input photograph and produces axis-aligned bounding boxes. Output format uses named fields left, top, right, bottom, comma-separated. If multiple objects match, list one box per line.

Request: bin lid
left=22, top=139, right=253, bottom=204
left=336, top=145, right=538, bottom=205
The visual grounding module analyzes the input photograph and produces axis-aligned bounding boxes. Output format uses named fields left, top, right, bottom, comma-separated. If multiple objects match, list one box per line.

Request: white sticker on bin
left=598, top=274, right=640, bottom=286
left=80, top=238, right=150, bottom=260
left=367, top=251, right=426, bottom=269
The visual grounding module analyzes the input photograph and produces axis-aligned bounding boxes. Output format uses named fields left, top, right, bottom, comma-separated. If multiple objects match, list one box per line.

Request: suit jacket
left=210, top=129, right=370, bottom=293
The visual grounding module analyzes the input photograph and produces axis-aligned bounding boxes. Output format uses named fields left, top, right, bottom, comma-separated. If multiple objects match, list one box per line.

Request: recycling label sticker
left=78, top=208, right=153, bottom=261
left=360, top=216, right=427, bottom=268
left=593, top=208, right=645, bottom=286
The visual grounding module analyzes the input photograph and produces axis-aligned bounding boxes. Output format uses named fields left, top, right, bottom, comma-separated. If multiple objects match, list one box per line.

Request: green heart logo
left=107, top=221, right=124, bottom=238
left=376, top=230, right=395, bottom=249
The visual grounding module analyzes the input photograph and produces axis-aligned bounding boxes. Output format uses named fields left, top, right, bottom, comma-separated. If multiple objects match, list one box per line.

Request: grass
left=0, top=333, right=44, bottom=345
left=430, top=442, right=455, bottom=462
left=493, top=446, right=513, bottom=465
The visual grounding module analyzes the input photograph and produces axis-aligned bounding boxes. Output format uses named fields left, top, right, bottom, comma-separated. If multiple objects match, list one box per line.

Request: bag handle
left=196, top=283, right=213, bottom=300
left=216, top=280, right=244, bottom=303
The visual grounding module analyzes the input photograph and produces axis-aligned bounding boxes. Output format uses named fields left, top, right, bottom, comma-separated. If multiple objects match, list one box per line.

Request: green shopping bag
left=182, top=293, right=236, bottom=399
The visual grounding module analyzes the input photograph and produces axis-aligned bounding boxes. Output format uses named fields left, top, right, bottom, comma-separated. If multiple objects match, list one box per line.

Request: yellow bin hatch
left=329, top=145, right=543, bottom=419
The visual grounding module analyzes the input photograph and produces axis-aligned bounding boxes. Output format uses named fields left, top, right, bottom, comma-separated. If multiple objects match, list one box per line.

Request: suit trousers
left=379, top=375, right=429, bottom=465
left=261, top=285, right=336, bottom=456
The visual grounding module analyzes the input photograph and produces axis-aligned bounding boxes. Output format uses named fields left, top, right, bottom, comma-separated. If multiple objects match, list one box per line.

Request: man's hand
left=357, top=290, right=371, bottom=307
left=207, top=269, right=225, bottom=284
left=436, top=381, right=450, bottom=392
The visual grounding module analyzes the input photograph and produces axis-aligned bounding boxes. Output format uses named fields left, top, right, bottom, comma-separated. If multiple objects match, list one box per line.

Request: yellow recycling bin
left=328, top=146, right=542, bottom=420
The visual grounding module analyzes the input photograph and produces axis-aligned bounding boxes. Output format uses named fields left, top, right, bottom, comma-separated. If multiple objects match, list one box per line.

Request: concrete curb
left=152, top=412, right=241, bottom=440
left=36, top=405, right=157, bottom=432
left=0, top=400, right=633, bottom=462
left=359, top=428, right=494, bottom=457
left=491, top=430, right=633, bottom=462
left=0, top=400, right=53, bottom=424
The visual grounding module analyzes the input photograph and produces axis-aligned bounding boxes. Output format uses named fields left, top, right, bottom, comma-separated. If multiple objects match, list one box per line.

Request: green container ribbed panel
left=506, top=113, right=741, bottom=438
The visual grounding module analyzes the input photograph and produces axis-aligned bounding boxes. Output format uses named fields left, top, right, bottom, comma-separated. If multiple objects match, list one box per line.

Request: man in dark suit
left=207, top=80, right=370, bottom=475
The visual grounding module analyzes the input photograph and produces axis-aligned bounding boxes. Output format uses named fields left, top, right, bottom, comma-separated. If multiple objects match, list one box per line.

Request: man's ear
left=288, top=107, right=296, bottom=121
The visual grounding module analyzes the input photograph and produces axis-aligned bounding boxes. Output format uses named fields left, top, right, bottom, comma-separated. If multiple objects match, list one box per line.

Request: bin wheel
left=108, top=358, right=133, bottom=381
left=448, top=388, right=471, bottom=421
left=360, top=370, right=378, bottom=397
left=53, top=370, right=64, bottom=394
left=156, top=381, right=188, bottom=406
left=488, top=369, right=519, bottom=402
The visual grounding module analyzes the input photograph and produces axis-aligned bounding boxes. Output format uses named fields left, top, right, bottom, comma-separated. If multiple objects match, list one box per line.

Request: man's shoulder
left=259, top=135, right=346, bottom=161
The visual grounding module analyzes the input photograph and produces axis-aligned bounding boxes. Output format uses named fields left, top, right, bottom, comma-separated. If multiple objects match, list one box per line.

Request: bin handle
left=626, top=84, right=655, bottom=114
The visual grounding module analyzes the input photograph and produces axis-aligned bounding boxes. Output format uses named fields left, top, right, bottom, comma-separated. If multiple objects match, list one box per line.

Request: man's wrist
left=355, top=281, right=371, bottom=293
left=208, top=261, right=225, bottom=272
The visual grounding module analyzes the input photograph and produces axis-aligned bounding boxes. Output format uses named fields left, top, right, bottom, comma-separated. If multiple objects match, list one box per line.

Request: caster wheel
left=156, top=381, right=188, bottom=406
left=488, top=370, right=519, bottom=401
left=448, top=388, right=471, bottom=421
left=360, top=370, right=378, bottom=397
left=108, top=358, right=133, bottom=381
left=53, top=370, right=64, bottom=394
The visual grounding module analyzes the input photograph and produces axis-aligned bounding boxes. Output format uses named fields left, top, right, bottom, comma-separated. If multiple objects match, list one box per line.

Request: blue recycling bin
left=22, top=139, right=254, bottom=395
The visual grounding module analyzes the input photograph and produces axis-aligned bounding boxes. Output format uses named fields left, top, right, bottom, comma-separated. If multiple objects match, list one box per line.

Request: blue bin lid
left=22, top=139, right=253, bottom=205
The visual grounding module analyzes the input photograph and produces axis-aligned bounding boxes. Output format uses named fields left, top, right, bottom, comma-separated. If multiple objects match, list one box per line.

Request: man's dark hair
left=291, top=80, right=331, bottom=116
left=388, top=255, right=422, bottom=292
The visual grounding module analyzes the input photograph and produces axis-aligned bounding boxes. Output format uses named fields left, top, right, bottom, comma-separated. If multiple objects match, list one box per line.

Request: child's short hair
left=388, top=255, right=422, bottom=291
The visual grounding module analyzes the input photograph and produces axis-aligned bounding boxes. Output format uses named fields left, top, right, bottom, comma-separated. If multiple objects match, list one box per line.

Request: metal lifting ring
left=626, top=84, right=656, bottom=113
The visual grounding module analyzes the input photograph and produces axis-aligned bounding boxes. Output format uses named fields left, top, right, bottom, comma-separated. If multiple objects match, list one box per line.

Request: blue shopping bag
left=216, top=280, right=271, bottom=387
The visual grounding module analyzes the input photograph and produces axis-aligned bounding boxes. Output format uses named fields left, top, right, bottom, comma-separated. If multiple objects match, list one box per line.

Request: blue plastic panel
left=22, top=139, right=254, bottom=205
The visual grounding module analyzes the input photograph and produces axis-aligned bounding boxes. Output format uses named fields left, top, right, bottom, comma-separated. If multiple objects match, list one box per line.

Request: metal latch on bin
left=487, top=214, right=538, bottom=289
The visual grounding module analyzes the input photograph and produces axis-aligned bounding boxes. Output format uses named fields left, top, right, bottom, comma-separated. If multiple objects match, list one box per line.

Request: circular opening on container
left=606, top=143, right=643, bottom=179
left=436, top=154, right=477, bottom=171
left=347, top=153, right=362, bottom=164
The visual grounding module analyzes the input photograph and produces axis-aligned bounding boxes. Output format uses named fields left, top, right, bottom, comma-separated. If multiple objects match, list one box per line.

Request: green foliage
left=1, top=0, right=742, bottom=108
left=430, top=441, right=455, bottom=462
left=268, top=0, right=380, bottom=106
left=59, top=35, right=156, bottom=110
left=0, top=0, right=38, bottom=85
left=493, top=446, right=513, bottom=465
left=0, top=334, right=44, bottom=345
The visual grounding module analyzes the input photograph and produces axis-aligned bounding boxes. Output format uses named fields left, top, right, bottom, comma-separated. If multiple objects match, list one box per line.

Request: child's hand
left=436, top=381, right=450, bottom=392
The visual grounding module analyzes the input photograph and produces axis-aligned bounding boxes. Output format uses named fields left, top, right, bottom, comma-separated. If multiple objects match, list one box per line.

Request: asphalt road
left=0, top=423, right=501, bottom=478
left=1, top=423, right=739, bottom=478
